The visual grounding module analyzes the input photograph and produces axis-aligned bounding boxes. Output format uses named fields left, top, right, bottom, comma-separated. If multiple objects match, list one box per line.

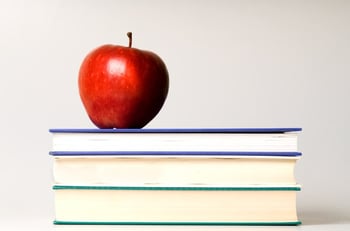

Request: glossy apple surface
left=78, top=33, right=169, bottom=128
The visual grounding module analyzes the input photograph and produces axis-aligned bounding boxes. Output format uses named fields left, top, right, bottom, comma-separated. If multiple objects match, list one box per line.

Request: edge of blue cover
left=49, top=128, right=302, bottom=133
left=49, top=151, right=302, bottom=157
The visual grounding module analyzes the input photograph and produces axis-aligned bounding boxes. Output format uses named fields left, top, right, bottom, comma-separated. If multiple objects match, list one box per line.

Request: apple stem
left=127, top=32, right=132, bottom=48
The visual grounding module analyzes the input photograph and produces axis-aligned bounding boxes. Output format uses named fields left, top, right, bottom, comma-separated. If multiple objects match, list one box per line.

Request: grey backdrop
left=0, top=0, right=349, bottom=230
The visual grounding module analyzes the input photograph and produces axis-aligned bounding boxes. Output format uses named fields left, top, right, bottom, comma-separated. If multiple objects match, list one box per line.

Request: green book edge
left=54, top=220, right=301, bottom=226
left=53, top=185, right=301, bottom=191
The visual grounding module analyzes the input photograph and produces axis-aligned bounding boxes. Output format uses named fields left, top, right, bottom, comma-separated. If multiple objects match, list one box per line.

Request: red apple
left=78, top=32, right=169, bottom=129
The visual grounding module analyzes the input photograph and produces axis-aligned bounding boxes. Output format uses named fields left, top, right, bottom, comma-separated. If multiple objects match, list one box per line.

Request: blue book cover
left=50, top=151, right=302, bottom=157
left=50, top=127, right=302, bottom=133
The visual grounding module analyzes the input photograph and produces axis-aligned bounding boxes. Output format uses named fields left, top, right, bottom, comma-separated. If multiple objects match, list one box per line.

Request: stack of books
left=49, top=127, right=302, bottom=225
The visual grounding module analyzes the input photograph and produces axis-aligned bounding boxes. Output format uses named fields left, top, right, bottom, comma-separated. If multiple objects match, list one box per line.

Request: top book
left=49, top=128, right=301, bottom=152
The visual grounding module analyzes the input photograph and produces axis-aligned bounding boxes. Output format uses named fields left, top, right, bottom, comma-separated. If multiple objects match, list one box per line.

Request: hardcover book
left=52, top=152, right=301, bottom=186
left=53, top=185, right=301, bottom=225
left=49, top=128, right=301, bottom=152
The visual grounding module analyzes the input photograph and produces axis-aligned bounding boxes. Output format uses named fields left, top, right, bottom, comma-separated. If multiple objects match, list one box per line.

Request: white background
left=0, top=0, right=349, bottom=230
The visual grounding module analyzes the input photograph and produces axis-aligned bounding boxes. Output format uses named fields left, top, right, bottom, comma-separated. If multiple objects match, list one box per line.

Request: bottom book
left=53, top=185, right=301, bottom=225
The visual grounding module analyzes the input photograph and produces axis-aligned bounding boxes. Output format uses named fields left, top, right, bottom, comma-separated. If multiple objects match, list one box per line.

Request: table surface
left=2, top=215, right=350, bottom=231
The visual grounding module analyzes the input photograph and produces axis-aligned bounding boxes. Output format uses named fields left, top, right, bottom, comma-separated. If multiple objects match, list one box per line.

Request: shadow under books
left=300, top=208, right=350, bottom=225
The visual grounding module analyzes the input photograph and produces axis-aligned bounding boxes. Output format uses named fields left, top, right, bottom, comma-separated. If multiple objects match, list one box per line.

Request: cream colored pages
left=53, top=156, right=299, bottom=186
